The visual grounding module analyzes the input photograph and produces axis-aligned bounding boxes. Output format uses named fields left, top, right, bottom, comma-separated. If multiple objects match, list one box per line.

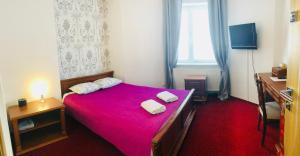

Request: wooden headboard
left=60, top=71, right=114, bottom=96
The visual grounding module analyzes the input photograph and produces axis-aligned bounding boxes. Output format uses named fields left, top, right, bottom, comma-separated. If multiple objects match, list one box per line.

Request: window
left=177, top=0, right=216, bottom=65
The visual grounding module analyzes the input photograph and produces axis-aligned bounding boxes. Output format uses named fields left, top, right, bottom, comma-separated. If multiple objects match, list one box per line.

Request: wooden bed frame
left=60, top=71, right=196, bottom=156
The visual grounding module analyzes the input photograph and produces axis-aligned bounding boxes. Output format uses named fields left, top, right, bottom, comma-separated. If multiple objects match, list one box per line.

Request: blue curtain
left=164, top=0, right=182, bottom=88
left=208, top=0, right=231, bottom=100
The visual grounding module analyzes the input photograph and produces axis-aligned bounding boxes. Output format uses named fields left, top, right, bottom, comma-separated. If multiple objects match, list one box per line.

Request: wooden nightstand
left=8, top=97, right=67, bottom=156
left=185, top=75, right=208, bottom=103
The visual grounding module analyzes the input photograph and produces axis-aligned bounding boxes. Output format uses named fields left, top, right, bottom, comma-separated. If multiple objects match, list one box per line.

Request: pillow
left=69, top=82, right=101, bottom=94
left=94, top=77, right=122, bottom=89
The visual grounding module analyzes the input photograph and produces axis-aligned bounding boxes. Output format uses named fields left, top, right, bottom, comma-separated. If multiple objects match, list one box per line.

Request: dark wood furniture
left=184, top=75, right=207, bottom=103
left=258, top=73, right=286, bottom=155
left=8, top=98, right=67, bottom=156
left=60, top=71, right=196, bottom=156
left=255, top=74, right=280, bottom=145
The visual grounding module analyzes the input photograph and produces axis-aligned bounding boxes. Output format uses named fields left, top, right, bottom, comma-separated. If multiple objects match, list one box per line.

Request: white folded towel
left=157, top=91, right=178, bottom=103
left=141, top=99, right=166, bottom=115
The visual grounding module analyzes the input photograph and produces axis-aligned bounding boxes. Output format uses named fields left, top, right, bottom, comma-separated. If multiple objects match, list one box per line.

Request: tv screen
left=229, top=23, right=257, bottom=49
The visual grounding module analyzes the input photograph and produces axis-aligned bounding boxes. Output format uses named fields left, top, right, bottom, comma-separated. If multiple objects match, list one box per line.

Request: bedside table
left=8, top=97, right=67, bottom=156
left=185, top=75, right=208, bottom=103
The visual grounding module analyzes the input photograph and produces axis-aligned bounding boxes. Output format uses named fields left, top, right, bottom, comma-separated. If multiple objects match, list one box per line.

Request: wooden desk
left=258, top=73, right=286, bottom=156
left=259, top=73, right=286, bottom=104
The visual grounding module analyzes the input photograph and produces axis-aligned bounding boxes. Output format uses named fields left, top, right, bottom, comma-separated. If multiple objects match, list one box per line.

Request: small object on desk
left=184, top=75, right=207, bottom=103
left=18, top=98, right=27, bottom=107
left=279, top=63, right=287, bottom=69
left=272, top=67, right=287, bottom=79
left=270, top=77, right=287, bottom=82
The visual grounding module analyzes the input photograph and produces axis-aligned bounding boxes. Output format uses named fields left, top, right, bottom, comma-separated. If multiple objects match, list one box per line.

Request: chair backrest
left=254, top=73, right=267, bottom=118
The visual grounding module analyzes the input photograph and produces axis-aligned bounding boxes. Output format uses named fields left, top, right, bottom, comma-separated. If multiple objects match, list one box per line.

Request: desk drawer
left=185, top=81, right=205, bottom=92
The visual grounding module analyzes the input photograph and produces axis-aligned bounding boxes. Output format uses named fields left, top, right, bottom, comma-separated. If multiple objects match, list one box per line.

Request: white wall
left=0, top=0, right=288, bottom=106
left=108, top=0, right=166, bottom=87
left=274, top=0, right=290, bottom=65
left=0, top=0, right=61, bottom=106
left=228, top=0, right=290, bottom=103
left=109, top=0, right=289, bottom=102
left=108, top=0, right=221, bottom=90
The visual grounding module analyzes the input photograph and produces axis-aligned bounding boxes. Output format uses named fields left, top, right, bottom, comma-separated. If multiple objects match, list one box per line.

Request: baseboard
left=207, top=91, right=218, bottom=96
left=229, top=95, right=258, bottom=105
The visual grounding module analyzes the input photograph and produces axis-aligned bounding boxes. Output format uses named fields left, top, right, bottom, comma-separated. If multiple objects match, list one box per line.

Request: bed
left=60, top=71, right=195, bottom=156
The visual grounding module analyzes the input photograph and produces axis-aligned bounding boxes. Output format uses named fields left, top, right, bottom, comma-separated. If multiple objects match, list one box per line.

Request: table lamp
left=31, top=80, right=48, bottom=103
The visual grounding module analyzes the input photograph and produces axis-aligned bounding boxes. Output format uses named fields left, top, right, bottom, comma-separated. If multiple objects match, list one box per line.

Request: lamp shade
left=31, top=80, right=48, bottom=99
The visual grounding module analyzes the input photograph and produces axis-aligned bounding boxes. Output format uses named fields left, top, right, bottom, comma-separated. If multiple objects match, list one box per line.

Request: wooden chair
left=254, top=73, right=280, bottom=146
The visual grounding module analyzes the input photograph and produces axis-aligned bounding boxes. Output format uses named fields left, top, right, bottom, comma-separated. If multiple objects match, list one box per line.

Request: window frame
left=177, top=1, right=217, bottom=66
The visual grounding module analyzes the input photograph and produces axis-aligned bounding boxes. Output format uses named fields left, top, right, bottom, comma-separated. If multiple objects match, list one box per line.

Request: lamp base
left=40, top=95, right=45, bottom=103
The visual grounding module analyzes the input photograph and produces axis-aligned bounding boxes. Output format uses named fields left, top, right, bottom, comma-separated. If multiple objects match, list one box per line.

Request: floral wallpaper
left=54, top=0, right=110, bottom=80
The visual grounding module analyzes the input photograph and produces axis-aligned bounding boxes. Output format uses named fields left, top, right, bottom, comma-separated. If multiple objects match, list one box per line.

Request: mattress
left=63, top=83, right=189, bottom=156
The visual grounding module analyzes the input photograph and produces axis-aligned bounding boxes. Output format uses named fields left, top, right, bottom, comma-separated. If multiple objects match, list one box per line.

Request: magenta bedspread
left=63, top=83, right=189, bottom=156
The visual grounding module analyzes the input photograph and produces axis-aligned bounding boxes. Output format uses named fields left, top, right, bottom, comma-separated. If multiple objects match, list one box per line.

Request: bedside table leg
left=60, top=108, right=66, bottom=135
left=12, top=120, right=21, bottom=152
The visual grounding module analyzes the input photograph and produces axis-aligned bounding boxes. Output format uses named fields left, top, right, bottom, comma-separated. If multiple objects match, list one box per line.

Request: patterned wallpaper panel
left=54, top=0, right=110, bottom=80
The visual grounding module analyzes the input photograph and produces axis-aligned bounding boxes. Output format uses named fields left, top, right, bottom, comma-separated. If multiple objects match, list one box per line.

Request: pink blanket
left=64, top=83, right=189, bottom=156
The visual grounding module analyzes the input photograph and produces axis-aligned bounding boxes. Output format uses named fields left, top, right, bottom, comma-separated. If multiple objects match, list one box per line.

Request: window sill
left=176, top=62, right=218, bottom=66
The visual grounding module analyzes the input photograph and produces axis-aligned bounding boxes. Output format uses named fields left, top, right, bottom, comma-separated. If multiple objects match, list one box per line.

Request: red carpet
left=178, top=97, right=278, bottom=156
left=23, top=97, right=278, bottom=156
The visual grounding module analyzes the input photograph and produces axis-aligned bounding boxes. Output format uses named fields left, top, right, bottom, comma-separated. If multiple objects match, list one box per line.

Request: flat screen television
left=229, top=23, right=257, bottom=49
